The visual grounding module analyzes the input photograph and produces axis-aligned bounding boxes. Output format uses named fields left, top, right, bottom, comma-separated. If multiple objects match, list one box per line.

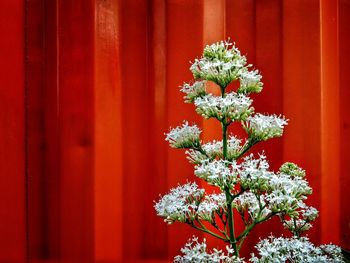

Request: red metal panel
left=282, top=0, right=322, bottom=243
left=57, top=0, right=95, bottom=260
left=94, top=0, right=123, bottom=261
left=320, top=0, right=340, bottom=245
left=145, top=0, right=168, bottom=259
left=339, top=0, right=350, bottom=249
left=119, top=0, right=156, bottom=259
left=43, top=0, right=61, bottom=258
left=226, top=0, right=256, bottom=63
left=0, top=0, right=26, bottom=261
left=166, top=0, right=204, bottom=259
left=25, top=0, right=47, bottom=258
left=26, top=0, right=61, bottom=259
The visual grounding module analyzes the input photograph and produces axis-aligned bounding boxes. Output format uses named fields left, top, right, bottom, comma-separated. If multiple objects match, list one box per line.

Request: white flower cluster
left=192, top=154, right=312, bottom=219
left=190, top=40, right=247, bottom=88
left=282, top=204, right=319, bottom=236
left=243, top=113, right=288, bottom=142
left=186, top=136, right=242, bottom=164
left=250, top=236, right=345, bottom=263
left=235, top=192, right=271, bottom=220
left=194, top=159, right=240, bottom=190
left=266, top=170, right=312, bottom=213
left=154, top=182, right=204, bottom=224
left=279, top=161, right=306, bottom=177
left=180, top=80, right=207, bottom=103
left=239, top=154, right=274, bottom=191
left=194, top=93, right=253, bottom=121
left=198, top=193, right=227, bottom=222
left=238, top=69, right=263, bottom=94
left=154, top=182, right=227, bottom=224
left=283, top=218, right=313, bottom=234
left=302, top=205, right=319, bottom=221
left=165, top=121, right=202, bottom=148
left=174, top=236, right=246, bottom=263
left=190, top=154, right=312, bottom=221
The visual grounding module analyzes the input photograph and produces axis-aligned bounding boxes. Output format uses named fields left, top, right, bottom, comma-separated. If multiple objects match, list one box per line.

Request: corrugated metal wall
left=0, top=0, right=349, bottom=262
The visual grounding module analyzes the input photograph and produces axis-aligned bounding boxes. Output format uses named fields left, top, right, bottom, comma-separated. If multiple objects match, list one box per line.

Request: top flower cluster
left=184, top=40, right=263, bottom=97
left=179, top=40, right=268, bottom=129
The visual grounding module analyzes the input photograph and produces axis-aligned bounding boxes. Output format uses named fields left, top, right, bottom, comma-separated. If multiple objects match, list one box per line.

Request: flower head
left=266, top=171, right=312, bottom=214
left=250, top=236, right=345, bottom=262
left=165, top=121, right=202, bottom=148
left=174, top=236, right=246, bottom=263
left=154, top=182, right=204, bottom=224
left=186, top=136, right=242, bottom=164
left=243, top=113, right=288, bottom=141
left=234, top=192, right=271, bottom=220
left=190, top=40, right=247, bottom=88
left=279, top=162, right=306, bottom=178
left=195, top=159, right=240, bottom=189
left=282, top=204, right=319, bottom=236
left=238, top=69, right=263, bottom=94
left=197, top=193, right=227, bottom=222
left=194, top=93, right=253, bottom=121
left=239, top=153, right=274, bottom=191
left=180, top=80, right=207, bottom=103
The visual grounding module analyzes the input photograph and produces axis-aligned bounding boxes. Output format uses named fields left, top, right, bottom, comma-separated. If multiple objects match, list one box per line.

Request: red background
left=0, top=0, right=349, bottom=262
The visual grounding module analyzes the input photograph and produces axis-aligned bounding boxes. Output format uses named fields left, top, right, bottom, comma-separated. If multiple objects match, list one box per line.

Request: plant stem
left=222, top=121, right=239, bottom=257
left=226, top=191, right=238, bottom=256
left=236, top=212, right=277, bottom=249
left=222, top=123, right=228, bottom=159
left=235, top=139, right=255, bottom=160
left=189, top=221, right=228, bottom=242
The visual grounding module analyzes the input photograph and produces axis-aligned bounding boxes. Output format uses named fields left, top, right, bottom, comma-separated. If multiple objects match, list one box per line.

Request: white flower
left=154, top=182, right=204, bottom=224
left=266, top=172, right=312, bottom=213
left=202, top=140, right=224, bottom=158
left=238, top=69, right=263, bottom=94
left=185, top=136, right=242, bottom=164
left=165, top=121, right=202, bottom=148
left=250, top=236, right=345, bottom=262
left=180, top=80, right=207, bottom=103
left=239, top=153, right=274, bottom=191
left=283, top=218, right=312, bottom=234
left=197, top=193, right=227, bottom=222
left=320, top=244, right=344, bottom=262
left=194, top=93, right=253, bottom=121
left=195, top=159, right=240, bottom=189
left=174, top=236, right=246, bottom=263
left=279, top=162, right=306, bottom=177
left=302, top=206, right=318, bottom=221
left=234, top=192, right=271, bottom=220
left=234, top=153, right=312, bottom=217
left=190, top=40, right=247, bottom=88
left=243, top=113, right=288, bottom=141
left=203, top=136, right=242, bottom=159
left=186, top=148, right=209, bottom=164
left=282, top=204, right=319, bottom=235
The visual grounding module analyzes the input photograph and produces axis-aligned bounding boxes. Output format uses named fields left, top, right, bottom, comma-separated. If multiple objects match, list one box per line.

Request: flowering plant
left=155, top=40, right=345, bottom=262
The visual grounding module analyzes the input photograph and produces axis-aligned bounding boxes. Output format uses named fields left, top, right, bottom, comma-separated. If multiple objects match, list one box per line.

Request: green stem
left=235, top=139, right=255, bottom=160
left=226, top=192, right=238, bottom=256
left=222, top=121, right=239, bottom=256
left=212, top=213, right=230, bottom=240
left=236, top=212, right=277, bottom=246
left=222, top=123, right=228, bottom=159
left=189, top=221, right=228, bottom=242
